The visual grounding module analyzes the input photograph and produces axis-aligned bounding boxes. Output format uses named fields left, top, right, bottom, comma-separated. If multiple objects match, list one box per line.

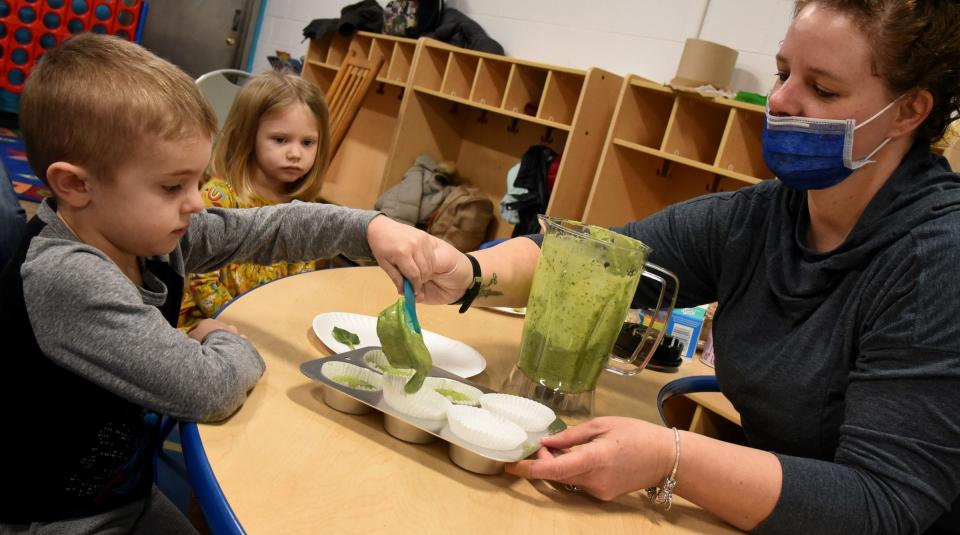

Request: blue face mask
left=762, top=97, right=900, bottom=191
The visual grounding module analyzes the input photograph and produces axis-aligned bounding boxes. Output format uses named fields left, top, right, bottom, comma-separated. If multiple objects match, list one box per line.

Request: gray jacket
left=375, top=154, right=452, bottom=227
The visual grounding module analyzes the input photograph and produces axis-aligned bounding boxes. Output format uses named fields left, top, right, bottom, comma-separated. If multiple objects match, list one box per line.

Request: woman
left=414, top=1, right=960, bottom=533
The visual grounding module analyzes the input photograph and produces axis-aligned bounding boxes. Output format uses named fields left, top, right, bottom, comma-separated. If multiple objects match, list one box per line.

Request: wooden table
left=201, top=267, right=741, bottom=534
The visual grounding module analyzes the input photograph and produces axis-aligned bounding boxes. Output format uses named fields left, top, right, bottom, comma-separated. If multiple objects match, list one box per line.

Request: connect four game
left=0, top=0, right=146, bottom=93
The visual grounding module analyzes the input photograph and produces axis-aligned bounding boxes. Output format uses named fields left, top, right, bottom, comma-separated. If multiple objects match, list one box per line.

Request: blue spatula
left=402, top=278, right=421, bottom=334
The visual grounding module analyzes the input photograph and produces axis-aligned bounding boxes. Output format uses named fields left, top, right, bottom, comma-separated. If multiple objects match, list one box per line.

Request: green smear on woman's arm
left=376, top=298, right=432, bottom=393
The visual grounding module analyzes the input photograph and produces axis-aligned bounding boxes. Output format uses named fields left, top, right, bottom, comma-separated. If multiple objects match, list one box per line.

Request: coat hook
left=376, top=82, right=385, bottom=95
left=541, top=126, right=554, bottom=144
left=449, top=102, right=459, bottom=114
left=478, top=110, right=488, bottom=124
left=656, top=160, right=672, bottom=177
left=398, top=87, right=404, bottom=100
left=507, top=118, right=520, bottom=133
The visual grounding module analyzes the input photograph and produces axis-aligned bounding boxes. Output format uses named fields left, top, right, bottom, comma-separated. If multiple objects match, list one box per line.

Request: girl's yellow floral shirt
left=178, top=177, right=320, bottom=330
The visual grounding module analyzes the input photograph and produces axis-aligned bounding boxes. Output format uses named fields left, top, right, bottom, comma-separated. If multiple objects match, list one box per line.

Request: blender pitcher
left=503, top=216, right=679, bottom=420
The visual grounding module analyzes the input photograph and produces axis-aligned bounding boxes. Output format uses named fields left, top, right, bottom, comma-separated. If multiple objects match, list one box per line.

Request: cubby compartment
left=302, top=63, right=336, bottom=94
left=382, top=91, right=570, bottom=239
left=537, top=70, right=584, bottom=126
left=715, top=107, right=773, bottom=180
left=387, top=41, right=415, bottom=83
left=440, top=52, right=478, bottom=99
left=411, top=45, right=449, bottom=92
left=503, top=65, right=547, bottom=116
left=469, top=57, right=510, bottom=108
left=368, top=38, right=392, bottom=80
left=612, top=81, right=675, bottom=149
left=325, top=33, right=352, bottom=67
left=662, top=96, right=729, bottom=164
left=583, top=145, right=717, bottom=228
left=306, top=35, right=331, bottom=67
left=348, top=34, right=373, bottom=62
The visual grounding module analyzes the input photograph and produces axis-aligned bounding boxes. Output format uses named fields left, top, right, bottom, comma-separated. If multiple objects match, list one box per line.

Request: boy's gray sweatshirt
left=22, top=199, right=378, bottom=422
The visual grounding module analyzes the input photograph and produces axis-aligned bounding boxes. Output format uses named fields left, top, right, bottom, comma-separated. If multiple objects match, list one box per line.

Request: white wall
left=253, top=0, right=795, bottom=95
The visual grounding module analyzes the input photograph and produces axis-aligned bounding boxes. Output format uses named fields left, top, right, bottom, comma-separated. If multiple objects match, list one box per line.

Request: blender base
left=502, top=366, right=594, bottom=424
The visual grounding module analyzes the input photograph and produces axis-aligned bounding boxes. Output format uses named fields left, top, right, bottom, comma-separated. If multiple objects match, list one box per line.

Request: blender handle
left=606, top=262, right=680, bottom=376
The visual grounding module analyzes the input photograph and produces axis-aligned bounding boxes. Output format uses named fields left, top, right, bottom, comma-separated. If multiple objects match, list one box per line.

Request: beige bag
left=426, top=185, right=494, bottom=252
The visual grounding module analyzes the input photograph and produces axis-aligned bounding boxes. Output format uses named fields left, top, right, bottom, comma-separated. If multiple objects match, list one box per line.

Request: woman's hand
left=507, top=416, right=676, bottom=501
left=366, top=215, right=439, bottom=294
left=366, top=214, right=475, bottom=302
left=418, top=244, right=473, bottom=304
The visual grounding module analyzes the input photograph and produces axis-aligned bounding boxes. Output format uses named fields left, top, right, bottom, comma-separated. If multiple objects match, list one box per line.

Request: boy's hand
left=189, top=318, right=242, bottom=343
left=367, top=215, right=440, bottom=294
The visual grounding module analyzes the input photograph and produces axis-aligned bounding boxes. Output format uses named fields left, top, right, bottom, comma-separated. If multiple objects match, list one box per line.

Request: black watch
left=453, top=253, right=482, bottom=313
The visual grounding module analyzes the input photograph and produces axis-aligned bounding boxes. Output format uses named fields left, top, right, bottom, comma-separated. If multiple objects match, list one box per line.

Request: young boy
left=0, top=34, right=443, bottom=532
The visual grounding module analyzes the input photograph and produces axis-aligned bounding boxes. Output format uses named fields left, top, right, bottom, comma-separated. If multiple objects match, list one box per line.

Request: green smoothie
left=331, top=375, right=376, bottom=391
left=376, top=298, right=432, bottom=393
left=518, top=220, right=648, bottom=394
left=434, top=388, right=473, bottom=403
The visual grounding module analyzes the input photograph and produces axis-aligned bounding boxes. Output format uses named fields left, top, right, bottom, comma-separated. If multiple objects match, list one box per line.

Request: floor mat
left=0, top=128, right=48, bottom=202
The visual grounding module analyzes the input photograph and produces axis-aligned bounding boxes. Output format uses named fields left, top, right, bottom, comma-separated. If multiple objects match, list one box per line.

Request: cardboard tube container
left=669, top=38, right=739, bottom=91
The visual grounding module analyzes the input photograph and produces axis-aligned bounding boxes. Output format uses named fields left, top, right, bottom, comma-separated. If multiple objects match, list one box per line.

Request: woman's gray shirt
left=617, top=144, right=960, bottom=534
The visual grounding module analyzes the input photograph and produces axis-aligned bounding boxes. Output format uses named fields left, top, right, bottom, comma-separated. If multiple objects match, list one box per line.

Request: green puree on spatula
left=376, top=287, right=432, bottom=394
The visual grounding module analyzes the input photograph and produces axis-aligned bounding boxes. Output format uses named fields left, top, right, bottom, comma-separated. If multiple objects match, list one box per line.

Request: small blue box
left=666, top=305, right=708, bottom=359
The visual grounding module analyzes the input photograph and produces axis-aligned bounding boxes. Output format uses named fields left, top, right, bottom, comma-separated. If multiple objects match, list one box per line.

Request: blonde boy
left=0, top=33, right=440, bottom=532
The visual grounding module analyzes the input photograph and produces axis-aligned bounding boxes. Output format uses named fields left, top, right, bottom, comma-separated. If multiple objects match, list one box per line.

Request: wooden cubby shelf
left=413, top=87, right=572, bottom=131
left=382, top=39, right=624, bottom=240
left=584, top=74, right=774, bottom=228
left=303, top=32, right=419, bottom=208
left=304, top=31, right=417, bottom=94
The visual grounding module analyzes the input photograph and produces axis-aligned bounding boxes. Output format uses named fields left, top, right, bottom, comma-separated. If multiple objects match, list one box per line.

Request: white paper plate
left=312, top=312, right=487, bottom=378
left=484, top=306, right=526, bottom=316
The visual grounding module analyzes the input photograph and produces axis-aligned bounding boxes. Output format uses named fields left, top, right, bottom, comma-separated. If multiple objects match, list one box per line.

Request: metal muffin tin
left=300, top=347, right=567, bottom=475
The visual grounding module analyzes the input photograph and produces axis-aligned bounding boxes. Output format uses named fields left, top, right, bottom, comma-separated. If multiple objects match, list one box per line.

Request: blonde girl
left=179, top=71, right=331, bottom=330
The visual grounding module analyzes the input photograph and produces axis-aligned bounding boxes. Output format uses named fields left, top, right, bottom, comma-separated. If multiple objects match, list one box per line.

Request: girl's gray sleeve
left=180, top=201, right=380, bottom=274
left=23, top=242, right=264, bottom=422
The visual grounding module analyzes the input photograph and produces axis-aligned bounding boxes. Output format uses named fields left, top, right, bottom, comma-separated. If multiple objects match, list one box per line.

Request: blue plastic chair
left=656, top=375, right=720, bottom=426
left=179, top=421, right=247, bottom=535
left=478, top=238, right=506, bottom=250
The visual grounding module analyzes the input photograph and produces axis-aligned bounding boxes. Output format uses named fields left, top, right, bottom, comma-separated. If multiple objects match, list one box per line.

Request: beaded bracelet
left=646, top=427, right=680, bottom=510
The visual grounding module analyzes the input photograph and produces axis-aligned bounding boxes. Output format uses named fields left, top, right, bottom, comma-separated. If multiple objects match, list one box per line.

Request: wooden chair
left=325, top=53, right=384, bottom=155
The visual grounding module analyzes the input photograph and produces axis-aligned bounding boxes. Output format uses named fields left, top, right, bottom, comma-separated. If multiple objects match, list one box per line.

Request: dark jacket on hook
left=508, top=145, right=558, bottom=237
left=302, top=0, right=383, bottom=41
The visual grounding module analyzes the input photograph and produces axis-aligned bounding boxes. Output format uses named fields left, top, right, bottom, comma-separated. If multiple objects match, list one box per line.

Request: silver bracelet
left=645, top=427, right=680, bottom=510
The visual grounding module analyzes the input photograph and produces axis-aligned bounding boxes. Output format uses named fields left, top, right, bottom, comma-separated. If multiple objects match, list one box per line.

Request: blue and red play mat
left=0, top=127, right=47, bottom=202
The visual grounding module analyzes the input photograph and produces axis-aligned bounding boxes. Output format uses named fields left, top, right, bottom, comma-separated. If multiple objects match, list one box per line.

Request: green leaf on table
left=332, top=326, right=360, bottom=350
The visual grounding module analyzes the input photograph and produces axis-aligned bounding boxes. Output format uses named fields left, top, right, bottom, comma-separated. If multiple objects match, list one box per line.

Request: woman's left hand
left=506, top=416, right=675, bottom=500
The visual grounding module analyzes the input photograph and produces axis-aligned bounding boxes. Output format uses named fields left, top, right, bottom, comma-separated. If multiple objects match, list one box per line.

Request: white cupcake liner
left=382, top=371, right=451, bottom=420
left=320, top=361, right=383, bottom=392
left=361, top=349, right=415, bottom=376
left=479, top=393, right=556, bottom=432
left=446, top=405, right=527, bottom=451
left=424, top=377, right=482, bottom=406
